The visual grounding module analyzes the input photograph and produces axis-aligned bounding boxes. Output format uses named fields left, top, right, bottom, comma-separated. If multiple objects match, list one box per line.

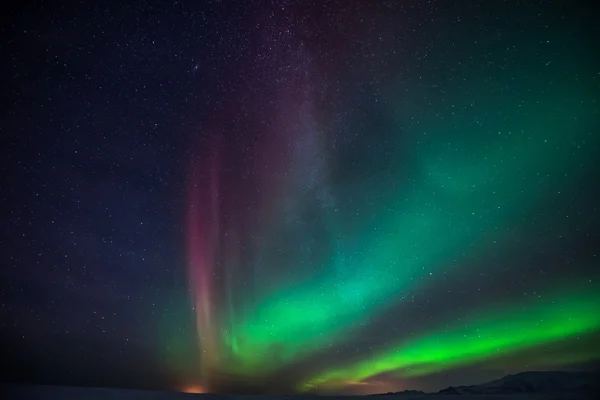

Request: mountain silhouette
left=436, top=370, right=599, bottom=395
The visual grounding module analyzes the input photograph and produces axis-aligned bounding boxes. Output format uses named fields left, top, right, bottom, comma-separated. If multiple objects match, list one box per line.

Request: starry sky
left=1, top=0, right=599, bottom=395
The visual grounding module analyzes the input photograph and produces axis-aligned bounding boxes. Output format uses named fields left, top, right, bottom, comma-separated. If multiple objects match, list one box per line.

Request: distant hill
left=436, top=370, right=599, bottom=396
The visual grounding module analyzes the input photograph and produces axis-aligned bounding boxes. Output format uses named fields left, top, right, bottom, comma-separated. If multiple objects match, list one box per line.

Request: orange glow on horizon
left=180, top=384, right=205, bottom=394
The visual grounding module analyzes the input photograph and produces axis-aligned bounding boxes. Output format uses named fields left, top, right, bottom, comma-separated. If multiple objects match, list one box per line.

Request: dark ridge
left=435, top=370, right=600, bottom=396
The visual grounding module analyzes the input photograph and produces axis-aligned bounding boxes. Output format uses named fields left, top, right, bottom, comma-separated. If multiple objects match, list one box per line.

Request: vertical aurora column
left=187, top=146, right=221, bottom=386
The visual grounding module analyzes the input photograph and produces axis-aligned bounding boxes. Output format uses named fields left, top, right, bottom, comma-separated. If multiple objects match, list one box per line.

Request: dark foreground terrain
left=2, top=371, right=598, bottom=399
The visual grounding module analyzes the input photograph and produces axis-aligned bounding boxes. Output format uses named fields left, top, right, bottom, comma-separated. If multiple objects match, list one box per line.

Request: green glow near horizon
left=301, top=282, right=600, bottom=390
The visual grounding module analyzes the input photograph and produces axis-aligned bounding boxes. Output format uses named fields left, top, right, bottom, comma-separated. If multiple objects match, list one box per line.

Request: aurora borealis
left=180, top=0, right=599, bottom=394
left=2, top=0, right=599, bottom=395
left=301, top=283, right=600, bottom=392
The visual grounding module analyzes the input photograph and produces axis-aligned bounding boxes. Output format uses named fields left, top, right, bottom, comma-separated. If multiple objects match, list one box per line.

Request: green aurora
left=301, top=281, right=600, bottom=390
left=180, top=2, right=600, bottom=393
left=215, top=60, right=599, bottom=380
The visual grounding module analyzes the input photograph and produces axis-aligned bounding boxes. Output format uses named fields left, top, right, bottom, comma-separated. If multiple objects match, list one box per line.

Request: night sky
left=1, top=0, right=599, bottom=395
